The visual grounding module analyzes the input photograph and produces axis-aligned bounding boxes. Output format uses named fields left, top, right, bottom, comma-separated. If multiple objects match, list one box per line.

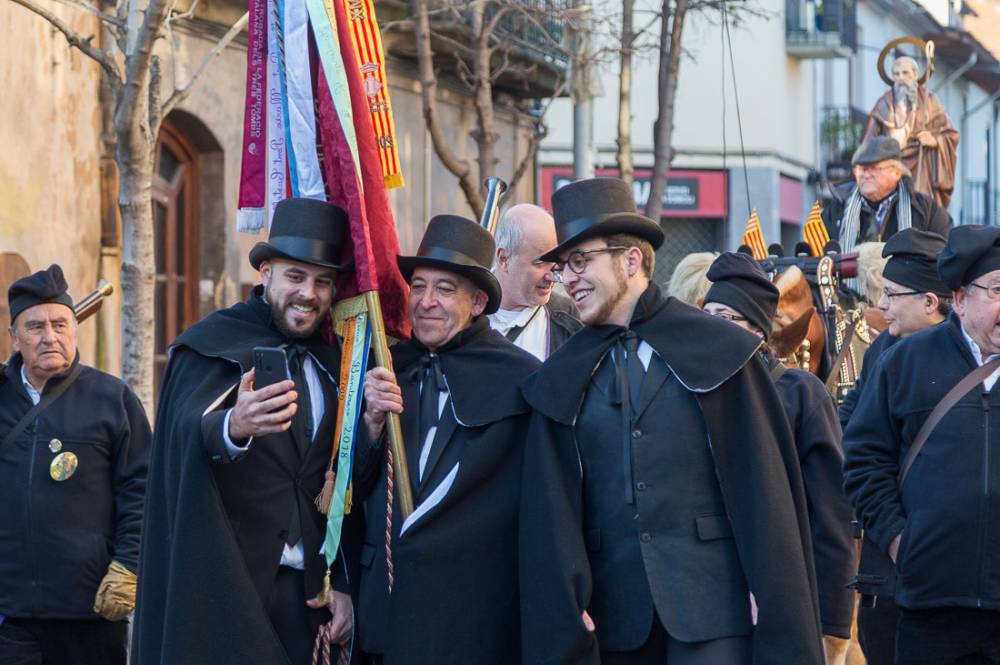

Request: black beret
left=704, top=252, right=779, bottom=340
left=938, top=225, right=1000, bottom=292
left=881, top=228, right=950, bottom=297
left=852, top=136, right=902, bottom=166
left=8, top=264, right=74, bottom=325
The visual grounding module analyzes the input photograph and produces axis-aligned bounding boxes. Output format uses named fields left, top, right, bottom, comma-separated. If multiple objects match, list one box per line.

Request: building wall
left=0, top=3, right=103, bottom=364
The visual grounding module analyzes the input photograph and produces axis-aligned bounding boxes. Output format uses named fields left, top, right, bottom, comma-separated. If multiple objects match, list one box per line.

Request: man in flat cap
left=0, top=265, right=151, bottom=665
left=825, top=136, right=952, bottom=256
left=836, top=228, right=951, bottom=665
left=133, top=199, right=360, bottom=665
left=355, top=215, right=539, bottom=664
left=489, top=203, right=581, bottom=360
left=519, top=177, right=824, bottom=665
left=844, top=224, right=1000, bottom=664
left=702, top=253, right=857, bottom=658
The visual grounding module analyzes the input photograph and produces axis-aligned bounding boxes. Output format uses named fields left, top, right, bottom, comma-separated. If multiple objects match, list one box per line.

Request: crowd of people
left=2, top=134, right=1000, bottom=665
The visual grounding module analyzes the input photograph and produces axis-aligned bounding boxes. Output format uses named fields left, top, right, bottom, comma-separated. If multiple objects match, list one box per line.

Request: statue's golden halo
left=878, top=37, right=936, bottom=87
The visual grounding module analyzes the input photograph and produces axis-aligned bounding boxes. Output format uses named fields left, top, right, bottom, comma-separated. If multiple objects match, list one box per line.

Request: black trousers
left=896, top=607, right=1000, bottom=665
left=267, top=567, right=318, bottom=665
left=858, top=594, right=898, bottom=665
left=601, top=615, right=751, bottom=665
left=0, top=617, right=126, bottom=665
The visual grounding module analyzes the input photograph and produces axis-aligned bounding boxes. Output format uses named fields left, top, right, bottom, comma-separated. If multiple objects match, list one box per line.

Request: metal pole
left=572, top=1, right=595, bottom=179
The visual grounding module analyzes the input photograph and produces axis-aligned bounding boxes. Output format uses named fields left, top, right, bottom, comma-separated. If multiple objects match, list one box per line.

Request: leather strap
left=2, top=363, right=83, bottom=451
left=899, top=357, right=1000, bottom=487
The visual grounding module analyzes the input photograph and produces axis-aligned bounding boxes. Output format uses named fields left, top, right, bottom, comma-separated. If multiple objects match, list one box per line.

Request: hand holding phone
left=227, top=348, right=298, bottom=441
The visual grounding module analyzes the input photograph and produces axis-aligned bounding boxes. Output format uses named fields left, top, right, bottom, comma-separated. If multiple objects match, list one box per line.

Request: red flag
left=314, top=0, right=409, bottom=339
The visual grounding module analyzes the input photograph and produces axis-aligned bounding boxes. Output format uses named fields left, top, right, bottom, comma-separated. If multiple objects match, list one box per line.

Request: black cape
left=354, top=317, right=540, bottom=664
left=133, top=289, right=345, bottom=665
left=519, top=286, right=824, bottom=665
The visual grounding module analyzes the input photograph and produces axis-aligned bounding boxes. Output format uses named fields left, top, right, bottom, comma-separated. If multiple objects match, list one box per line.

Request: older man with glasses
left=825, top=136, right=952, bottom=255
left=844, top=225, right=1000, bottom=665
left=519, top=177, right=825, bottom=665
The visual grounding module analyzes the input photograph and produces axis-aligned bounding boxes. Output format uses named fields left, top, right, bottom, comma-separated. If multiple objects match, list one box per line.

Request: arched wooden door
left=152, top=123, right=200, bottom=397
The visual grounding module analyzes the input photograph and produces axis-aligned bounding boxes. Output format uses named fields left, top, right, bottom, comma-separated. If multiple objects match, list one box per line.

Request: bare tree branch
left=9, top=0, right=123, bottom=83
left=118, top=0, right=170, bottom=138
left=47, top=0, right=124, bottom=28
left=414, top=0, right=482, bottom=215
left=160, top=9, right=247, bottom=117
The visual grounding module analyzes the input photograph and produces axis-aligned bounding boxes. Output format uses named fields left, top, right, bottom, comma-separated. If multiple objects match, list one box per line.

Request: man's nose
left=543, top=269, right=558, bottom=284
left=299, top=279, right=317, bottom=300
left=878, top=293, right=890, bottom=311
left=419, top=289, right=437, bottom=309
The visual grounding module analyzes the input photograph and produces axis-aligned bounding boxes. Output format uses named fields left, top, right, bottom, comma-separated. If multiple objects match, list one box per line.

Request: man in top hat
left=701, top=253, right=857, bottom=655
left=354, top=215, right=539, bottom=664
left=489, top=203, right=582, bottom=360
left=519, top=177, right=824, bottom=665
left=825, top=136, right=951, bottom=256
left=844, top=224, right=1000, bottom=664
left=133, top=199, right=361, bottom=665
left=0, top=265, right=151, bottom=665
left=836, top=229, right=952, bottom=665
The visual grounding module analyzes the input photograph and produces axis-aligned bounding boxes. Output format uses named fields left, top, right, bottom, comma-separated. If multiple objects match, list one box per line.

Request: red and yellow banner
left=342, top=0, right=404, bottom=189
left=742, top=210, right=768, bottom=260
left=803, top=200, right=830, bottom=257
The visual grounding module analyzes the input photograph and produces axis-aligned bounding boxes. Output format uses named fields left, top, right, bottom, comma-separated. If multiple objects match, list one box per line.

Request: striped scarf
left=838, top=182, right=912, bottom=293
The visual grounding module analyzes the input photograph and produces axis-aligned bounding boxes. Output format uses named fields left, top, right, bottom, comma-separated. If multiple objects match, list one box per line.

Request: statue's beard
left=893, top=81, right=918, bottom=110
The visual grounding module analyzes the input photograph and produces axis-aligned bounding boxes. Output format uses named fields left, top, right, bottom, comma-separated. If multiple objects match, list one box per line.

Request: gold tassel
left=344, top=482, right=353, bottom=515
left=316, top=569, right=332, bottom=605
left=315, top=466, right=336, bottom=515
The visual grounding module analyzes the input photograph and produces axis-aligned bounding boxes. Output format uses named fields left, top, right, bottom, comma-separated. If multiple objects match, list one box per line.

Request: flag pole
left=364, top=289, right=415, bottom=520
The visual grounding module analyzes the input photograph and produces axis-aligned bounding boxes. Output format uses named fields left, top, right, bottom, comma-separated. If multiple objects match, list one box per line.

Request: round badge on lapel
left=49, top=438, right=62, bottom=453
left=50, top=452, right=78, bottom=481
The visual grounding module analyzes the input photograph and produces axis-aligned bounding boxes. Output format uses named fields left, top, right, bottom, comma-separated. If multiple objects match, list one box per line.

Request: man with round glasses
left=519, top=177, right=824, bottom=665
left=844, top=224, right=1000, bottom=664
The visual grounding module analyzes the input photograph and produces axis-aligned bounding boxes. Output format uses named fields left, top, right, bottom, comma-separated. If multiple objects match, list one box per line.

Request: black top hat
left=538, top=178, right=665, bottom=263
left=8, top=264, right=74, bottom=325
left=851, top=136, right=902, bottom=166
left=397, top=215, right=502, bottom=315
left=249, top=198, right=350, bottom=270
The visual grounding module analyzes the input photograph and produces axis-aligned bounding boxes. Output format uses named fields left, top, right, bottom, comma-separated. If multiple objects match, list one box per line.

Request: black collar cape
left=518, top=283, right=824, bottom=665
left=391, top=316, right=537, bottom=426
left=171, top=284, right=339, bottom=373
left=132, top=288, right=342, bottom=665
left=523, top=283, right=764, bottom=422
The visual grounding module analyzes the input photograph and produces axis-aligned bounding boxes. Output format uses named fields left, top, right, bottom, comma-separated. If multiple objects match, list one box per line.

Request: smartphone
left=253, top=346, right=291, bottom=390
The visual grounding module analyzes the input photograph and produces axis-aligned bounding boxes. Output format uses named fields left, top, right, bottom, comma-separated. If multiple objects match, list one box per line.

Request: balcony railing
left=819, top=105, right=867, bottom=182
left=786, top=0, right=856, bottom=58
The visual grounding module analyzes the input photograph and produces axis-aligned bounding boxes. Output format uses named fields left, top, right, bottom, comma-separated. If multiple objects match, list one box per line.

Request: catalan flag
left=742, top=210, right=768, bottom=260
left=803, top=200, right=831, bottom=257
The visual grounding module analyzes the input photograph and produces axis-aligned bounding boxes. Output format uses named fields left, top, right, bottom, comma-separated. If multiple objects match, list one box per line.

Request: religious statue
left=864, top=39, right=959, bottom=208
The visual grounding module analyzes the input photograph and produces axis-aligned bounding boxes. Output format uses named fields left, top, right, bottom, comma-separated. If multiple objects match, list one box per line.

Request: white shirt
left=488, top=306, right=549, bottom=361
left=21, top=366, right=41, bottom=405
left=222, top=353, right=328, bottom=569
left=960, top=324, right=1000, bottom=392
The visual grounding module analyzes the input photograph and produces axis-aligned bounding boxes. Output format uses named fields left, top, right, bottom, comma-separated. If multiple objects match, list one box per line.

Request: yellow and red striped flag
left=803, top=200, right=830, bottom=257
left=742, top=209, right=768, bottom=260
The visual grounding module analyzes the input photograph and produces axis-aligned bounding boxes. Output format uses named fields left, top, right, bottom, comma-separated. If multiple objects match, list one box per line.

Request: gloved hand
left=93, top=560, right=136, bottom=621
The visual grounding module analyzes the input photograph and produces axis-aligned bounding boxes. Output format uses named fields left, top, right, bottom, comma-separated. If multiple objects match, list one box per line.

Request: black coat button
left=632, top=429, right=642, bottom=439
left=640, top=532, right=651, bottom=543
left=636, top=481, right=647, bottom=491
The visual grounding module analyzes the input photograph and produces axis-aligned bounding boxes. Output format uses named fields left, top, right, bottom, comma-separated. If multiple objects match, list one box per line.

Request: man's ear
left=471, top=289, right=489, bottom=317
left=625, top=246, right=643, bottom=277
left=259, top=261, right=272, bottom=284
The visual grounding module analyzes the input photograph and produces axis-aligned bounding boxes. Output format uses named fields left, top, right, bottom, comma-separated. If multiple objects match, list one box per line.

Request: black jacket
left=0, top=354, right=150, bottom=619
left=838, top=331, right=899, bottom=431
left=823, top=178, right=952, bottom=245
left=133, top=288, right=362, bottom=665
left=519, top=286, right=824, bottom=665
left=844, top=314, right=1000, bottom=610
left=771, top=361, right=857, bottom=638
left=354, top=317, right=539, bottom=665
